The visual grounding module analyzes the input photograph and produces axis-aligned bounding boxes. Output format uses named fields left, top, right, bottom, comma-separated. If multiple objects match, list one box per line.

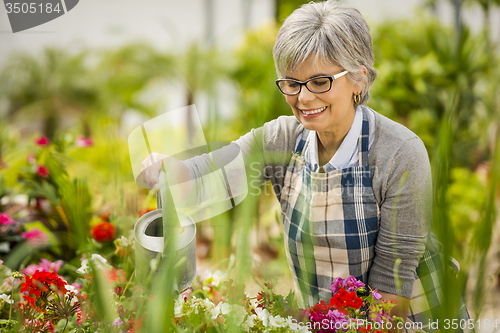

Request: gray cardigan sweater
left=182, top=105, right=433, bottom=298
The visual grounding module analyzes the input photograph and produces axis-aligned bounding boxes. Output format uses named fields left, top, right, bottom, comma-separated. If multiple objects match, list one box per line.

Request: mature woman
left=142, top=0, right=463, bottom=328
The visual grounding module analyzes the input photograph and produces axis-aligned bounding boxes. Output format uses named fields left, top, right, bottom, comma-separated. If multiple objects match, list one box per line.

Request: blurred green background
left=1, top=0, right=500, bottom=327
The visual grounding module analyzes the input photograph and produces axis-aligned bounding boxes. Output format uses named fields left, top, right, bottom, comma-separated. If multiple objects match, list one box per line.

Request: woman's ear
left=354, top=65, right=368, bottom=94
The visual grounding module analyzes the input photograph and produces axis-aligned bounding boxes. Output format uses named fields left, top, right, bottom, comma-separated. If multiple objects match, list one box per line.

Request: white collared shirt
left=296, top=105, right=375, bottom=172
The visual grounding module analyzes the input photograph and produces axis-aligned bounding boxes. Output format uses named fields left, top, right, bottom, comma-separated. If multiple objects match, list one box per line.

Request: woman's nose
left=297, top=86, right=316, bottom=104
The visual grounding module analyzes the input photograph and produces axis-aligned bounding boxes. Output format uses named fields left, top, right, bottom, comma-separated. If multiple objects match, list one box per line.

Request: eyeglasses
left=275, top=70, right=349, bottom=96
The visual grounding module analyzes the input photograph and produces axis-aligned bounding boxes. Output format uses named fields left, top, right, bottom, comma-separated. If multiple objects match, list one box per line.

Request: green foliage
left=16, top=145, right=92, bottom=261
left=0, top=2, right=499, bottom=326
left=0, top=48, right=100, bottom=140
left=447, top=168, right=486, bottom=255
left=95, top=42, right=176, bottom=122
left=231, top=23, right=291, bottom=135
left=276, top=0, right=310, bottom=22
left=370, top=15, right=493, bottom=164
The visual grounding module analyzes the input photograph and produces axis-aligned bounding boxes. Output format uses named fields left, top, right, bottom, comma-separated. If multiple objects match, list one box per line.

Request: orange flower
left=108, top=267, right=127, bottom=284
left=91, top=222, right=116, bottom=242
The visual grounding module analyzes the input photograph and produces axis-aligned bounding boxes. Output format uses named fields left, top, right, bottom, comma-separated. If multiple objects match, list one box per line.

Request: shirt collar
left=305, top=108, right=363, bottom=172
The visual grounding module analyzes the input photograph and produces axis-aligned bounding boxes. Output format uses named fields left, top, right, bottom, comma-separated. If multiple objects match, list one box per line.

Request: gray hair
left=273, top=0, right=377, bottom=105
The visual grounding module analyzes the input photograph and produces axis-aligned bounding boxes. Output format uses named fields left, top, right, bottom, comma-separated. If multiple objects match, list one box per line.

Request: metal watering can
left=134, top=171, right=196, bottom=293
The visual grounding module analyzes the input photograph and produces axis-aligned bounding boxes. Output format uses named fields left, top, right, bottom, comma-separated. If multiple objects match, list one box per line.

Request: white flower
left=65, top=285, right=76, bottom=294
left=201, top=298, right=219, bottom=319
left=174, top=295, right=185, bottom=317
left=298, top=325, right=312, bottom=333
left=208, top=304, right=220, bottom=319
left=118, top=236, right=130, bottom=247
left=255, top=307, right=270, bottom=327
left=285, top=316, right=312, bottom=333
left=216, top=301, right=231, bottom=315
left=269, top=315, right=287, bottom=328
left=202, top=269, right=227, bottom=287
left=0, top=293, right=13, bottom=304
left=76, top=254, right=110, bottom=274
left=286, top=317, right=299, bottom=331
left=210, top=270, right=227, bottom=286
left=64, top=286, right=79, bottom=306
left=242, top=314, right=256, bottom=332
left=190, top=300, right=199, bottom=314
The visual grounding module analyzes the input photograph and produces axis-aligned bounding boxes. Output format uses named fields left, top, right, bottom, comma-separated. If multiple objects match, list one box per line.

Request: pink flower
left=26, top=154, right=37, bottom=164
left=326, top=309, right=349, bottom=325
left=23, top=258, right=63, bottom=275
left=21, top=229, right=49, bottom=247
left=372, top=290, right=382, bottom=300
left=76, top=135, right=94, bottom=148
left=112, top=317, right=124, bottom=327
left=35, top=136, right=50, bottom=146
left=331, top=275, right=365, bottom=293
left=37, top=165, right=49, bottom=178
left=344, top=275, right=365, bottom=292
left=0, top=213, right=15, bottom=226
left=330, top=277, right=344, bottom=294
left=71, top=283, right=82, bottom=294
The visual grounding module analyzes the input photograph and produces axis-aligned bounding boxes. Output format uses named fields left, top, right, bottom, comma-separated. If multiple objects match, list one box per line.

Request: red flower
left=360, top=323, right=373, bottom=332
left=91, top=221, right=116, bottom=242
left=347, top=292, right=363, bottom=309
left=20, top=270, right=68, bottom=312
left=35, top=135, right=50, bottom=146
left=329, top=287, right=363, bottom=311
left=37, top=165, right=49, bottom=178
left=313, top=299, right=330, bottom=314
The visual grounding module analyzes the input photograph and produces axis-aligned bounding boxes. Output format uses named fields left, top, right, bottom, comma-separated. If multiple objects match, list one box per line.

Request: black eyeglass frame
left=275, top=70, right=349, bottom=96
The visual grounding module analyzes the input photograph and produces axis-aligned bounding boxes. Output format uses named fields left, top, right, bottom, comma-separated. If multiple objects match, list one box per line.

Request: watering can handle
left=157, top=192, right=162, bottom=209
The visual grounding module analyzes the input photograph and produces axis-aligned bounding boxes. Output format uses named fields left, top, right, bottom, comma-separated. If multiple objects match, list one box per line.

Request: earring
left=353, top=93, right=361, bottom=105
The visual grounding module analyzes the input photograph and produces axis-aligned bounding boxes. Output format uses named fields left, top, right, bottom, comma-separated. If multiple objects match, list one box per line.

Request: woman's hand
left=141, top=152, right=190, bottom=193
left=141, top=152, right=167, bottom=189
left=141, top=153, right=191, bottom=201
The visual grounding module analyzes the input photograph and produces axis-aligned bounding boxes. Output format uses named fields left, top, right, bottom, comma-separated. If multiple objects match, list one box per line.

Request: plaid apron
left=280, top=109, right=468, bottom=330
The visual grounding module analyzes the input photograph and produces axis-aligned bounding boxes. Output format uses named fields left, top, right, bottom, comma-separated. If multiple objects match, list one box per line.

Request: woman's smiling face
left=284, top=57, right=360, bottom=136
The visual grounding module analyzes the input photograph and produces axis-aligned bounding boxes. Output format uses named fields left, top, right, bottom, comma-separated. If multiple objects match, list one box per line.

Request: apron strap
left=358, top=107, right=370, bottom=167
left=295, top=129, right=311, bottom=154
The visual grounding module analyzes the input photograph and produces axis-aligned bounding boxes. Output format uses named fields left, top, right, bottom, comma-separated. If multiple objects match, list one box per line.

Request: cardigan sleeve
left=176, top=126, right=266, bottom=212
left=178, top=116, right=300, bottom=210
left=367, top=137, right=431, bottom=298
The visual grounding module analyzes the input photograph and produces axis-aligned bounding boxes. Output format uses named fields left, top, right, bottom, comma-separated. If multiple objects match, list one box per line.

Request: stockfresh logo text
left=3, top=0, right=79, bottom=33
